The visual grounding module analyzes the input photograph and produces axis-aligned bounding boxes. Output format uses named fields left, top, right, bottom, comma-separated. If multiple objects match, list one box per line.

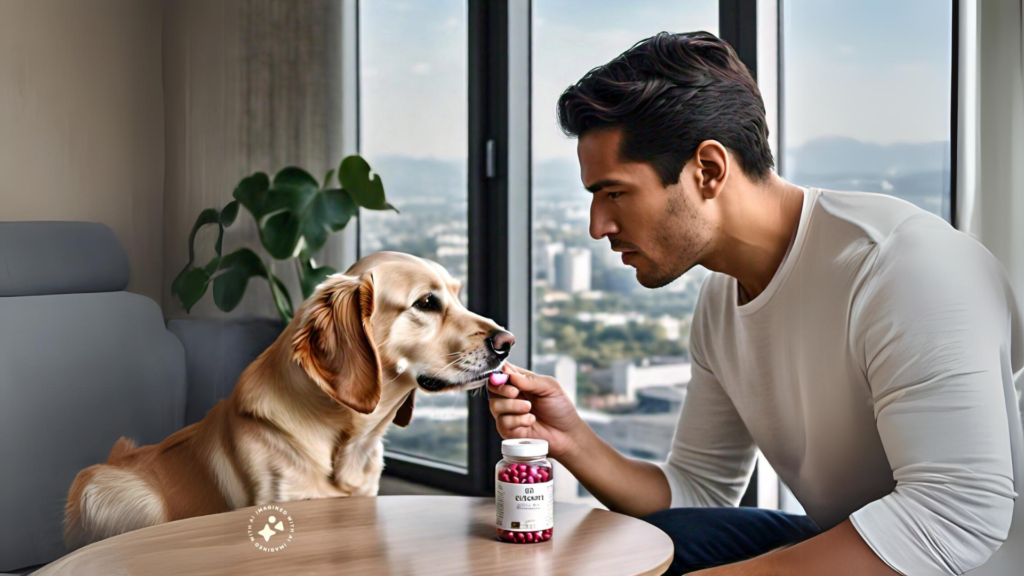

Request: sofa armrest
left=166, top=318, right=285, bottom=426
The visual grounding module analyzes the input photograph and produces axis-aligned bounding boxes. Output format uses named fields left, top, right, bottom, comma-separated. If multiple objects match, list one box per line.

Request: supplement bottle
left=495, top=438, right=554, bottom=543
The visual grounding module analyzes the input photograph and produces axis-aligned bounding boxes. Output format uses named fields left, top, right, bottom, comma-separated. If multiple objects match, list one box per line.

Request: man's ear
left=292, top=272, right=382, bottom=414
left=693, top=140, right=730, bottom=199
left=392, top=389, right=415, bottom=428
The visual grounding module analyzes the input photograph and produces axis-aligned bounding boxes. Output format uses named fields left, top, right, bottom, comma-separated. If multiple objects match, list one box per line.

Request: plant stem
left=294, top=256, right=304, bottom=293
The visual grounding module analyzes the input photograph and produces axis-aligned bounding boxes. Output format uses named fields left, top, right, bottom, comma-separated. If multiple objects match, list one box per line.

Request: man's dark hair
left=557, top=31, right=773, bottom=185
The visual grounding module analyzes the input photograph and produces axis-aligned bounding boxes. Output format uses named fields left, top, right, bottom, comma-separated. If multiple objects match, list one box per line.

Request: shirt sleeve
left=659, top=279, right=758, bottom=509
left=849, top=218, right=1017, bottom=575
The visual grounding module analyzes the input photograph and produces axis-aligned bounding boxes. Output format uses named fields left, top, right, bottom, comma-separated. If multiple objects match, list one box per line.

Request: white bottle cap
left=501, top=438, right=548, bottom=458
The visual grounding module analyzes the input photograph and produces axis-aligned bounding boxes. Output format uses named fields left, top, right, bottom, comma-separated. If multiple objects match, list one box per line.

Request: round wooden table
left=38, top=496, right=674, bottom=575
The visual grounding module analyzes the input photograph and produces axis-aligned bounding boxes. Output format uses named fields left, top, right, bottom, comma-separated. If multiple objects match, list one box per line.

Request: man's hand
left=488, top=362, right=674, bottom=517
left=487, top=363, right=585, bottom=460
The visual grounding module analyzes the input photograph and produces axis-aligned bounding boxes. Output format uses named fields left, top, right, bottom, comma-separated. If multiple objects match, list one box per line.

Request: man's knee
left=641, top=508, right=726, bottom=573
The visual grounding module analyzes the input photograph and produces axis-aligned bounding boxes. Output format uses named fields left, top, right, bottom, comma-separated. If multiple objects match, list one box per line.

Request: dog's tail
left=106, top=436, right=137, bottom=463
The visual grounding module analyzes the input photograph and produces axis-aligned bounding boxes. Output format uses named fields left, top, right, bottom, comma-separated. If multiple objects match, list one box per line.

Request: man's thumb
left=504, top=366, right=544, bottom=393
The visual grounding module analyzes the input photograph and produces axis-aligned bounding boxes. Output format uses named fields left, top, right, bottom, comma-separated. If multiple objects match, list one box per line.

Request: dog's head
left=291, top=251, right=514, bottom=427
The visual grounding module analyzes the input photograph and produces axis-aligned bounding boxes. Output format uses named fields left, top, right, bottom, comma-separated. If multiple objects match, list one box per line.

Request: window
left=781, top=0, right=955, bottom=221
left=530, top=0, right=718, bottom=504
left=351, top=1, right=958, bottom=506
left=358, top=0, right=471, bottom=468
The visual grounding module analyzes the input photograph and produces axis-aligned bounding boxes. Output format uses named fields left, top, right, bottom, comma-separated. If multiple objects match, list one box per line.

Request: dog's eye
left=413, top=294, right=441, bottom=312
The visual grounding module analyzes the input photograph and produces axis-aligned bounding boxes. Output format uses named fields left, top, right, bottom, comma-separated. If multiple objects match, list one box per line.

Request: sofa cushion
left=0, top=222, right=129, bottom=297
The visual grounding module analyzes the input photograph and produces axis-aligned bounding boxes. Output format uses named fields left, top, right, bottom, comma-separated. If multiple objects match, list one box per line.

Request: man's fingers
left=487, top=382, right=520, bottom=399
left=498, top=413, right=536, bottom=432
left=505, top=370, right=545, bottom=393
left=503, top=362, right=537, bottom=378
left=490, top=398, right=532, bottom=418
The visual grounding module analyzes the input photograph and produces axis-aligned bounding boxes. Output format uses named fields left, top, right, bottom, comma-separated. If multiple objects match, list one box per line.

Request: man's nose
left=589, top=201, right=618, bottom=240
left=487, top=330, right=516, bottom=356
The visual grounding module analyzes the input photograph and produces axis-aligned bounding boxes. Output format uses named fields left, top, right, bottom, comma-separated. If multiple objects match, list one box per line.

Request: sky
left=359, top=0, right=953, bottom=164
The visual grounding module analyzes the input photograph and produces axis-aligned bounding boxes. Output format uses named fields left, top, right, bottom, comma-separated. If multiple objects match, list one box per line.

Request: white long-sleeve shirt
left=659, top=187, right=1023, bottom=575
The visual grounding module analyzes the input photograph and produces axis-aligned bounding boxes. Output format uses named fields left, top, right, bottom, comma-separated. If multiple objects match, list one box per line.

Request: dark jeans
left=641, top=507, right=821, bottom=575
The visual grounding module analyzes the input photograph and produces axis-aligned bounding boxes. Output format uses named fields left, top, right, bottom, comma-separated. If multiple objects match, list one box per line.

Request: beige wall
left=0, top=0, right=165, bottom=302
left=161, top=0, right=344, bottom=320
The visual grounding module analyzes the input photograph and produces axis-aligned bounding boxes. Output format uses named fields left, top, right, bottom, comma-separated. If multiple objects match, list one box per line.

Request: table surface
left=38, top=495, right=674, bottom=576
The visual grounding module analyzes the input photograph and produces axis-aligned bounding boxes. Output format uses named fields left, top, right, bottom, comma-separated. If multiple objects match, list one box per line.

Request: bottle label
left=496, top=480, right=554, bottom=531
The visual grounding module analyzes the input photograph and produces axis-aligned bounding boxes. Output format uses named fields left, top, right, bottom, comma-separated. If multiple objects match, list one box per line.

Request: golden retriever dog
left=63, top=251, right=514, bottom=549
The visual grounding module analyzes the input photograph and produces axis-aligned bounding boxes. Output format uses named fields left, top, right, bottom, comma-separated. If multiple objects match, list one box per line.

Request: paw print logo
left=247, top=505, right=296, bottom=553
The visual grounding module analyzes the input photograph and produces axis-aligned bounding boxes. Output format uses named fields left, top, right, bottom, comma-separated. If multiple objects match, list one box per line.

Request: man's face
left=579, top=128, right=713, bottom=289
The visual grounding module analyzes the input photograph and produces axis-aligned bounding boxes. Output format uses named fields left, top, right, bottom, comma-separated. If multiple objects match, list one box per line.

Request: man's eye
left=414, top=294, right=440, bottom=311
left=607, top=191, right=623, bottom=200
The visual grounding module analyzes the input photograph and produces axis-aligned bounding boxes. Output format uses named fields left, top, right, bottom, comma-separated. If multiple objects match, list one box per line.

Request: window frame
left=349, top=0, right=959, bottom=505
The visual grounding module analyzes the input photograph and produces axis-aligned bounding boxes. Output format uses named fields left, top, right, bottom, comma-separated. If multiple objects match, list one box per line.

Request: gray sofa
left=0, top=222, right=280, bottom=574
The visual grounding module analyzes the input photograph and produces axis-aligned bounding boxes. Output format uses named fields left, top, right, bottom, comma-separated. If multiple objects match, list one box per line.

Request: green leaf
left=322, top=169, right=336, bottom=189
left=212, top=248, right=267, bottom=312
left=175, top=268, right=211, bottom=313
left=339, top=155, right=387, bottom=209
left=273, top=167, right=319, bottom=198
left=220, top=200, right=240, bottom=227
left=203, top=256, right=221, bottom=277
left=300, top=189, right=357, bottom=253
left=268, top=273, right=295, bottom=322
left=185, top=209, right=220, bottom=265
left=261, top=211, right=303, bottom=259
left=300, top=258, right=337, bottom=300
left=214, top=201, right=239, bottom=256
left=246, top=168, right=320, bottom=258
left=232, top=172, right=271, bottom=218
left=366, top=200, right=400, bottom=213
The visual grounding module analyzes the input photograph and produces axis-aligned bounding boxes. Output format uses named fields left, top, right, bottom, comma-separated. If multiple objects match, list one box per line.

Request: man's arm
left=564, top=307, right=759, bottom=517
left=701, top=226, right=1019, bottom=575
left=555, top=420, right=675, bottom=518
left=488, top=364, right=676, bottom=518
left=842, top=227, right=1017, bottom=574
left=489, top=295, right=757, bottom=518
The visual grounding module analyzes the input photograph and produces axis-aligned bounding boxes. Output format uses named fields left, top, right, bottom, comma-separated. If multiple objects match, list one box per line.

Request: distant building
left=611, top=358, right=691, bottom=402
left=532, top=354, right=583, bottom=504
left=585, top=411, right=680, bottom=461
left=656, top=314, right=683, bottom=341
left=554, top=247, right=591, bottom=293
left=532, top=354, right=577, bottom=405
left=538, top=242, right=564, bottom=283
left=575, top=310, right=645, bottom=326
left=635, top=385, right=687, bottom=414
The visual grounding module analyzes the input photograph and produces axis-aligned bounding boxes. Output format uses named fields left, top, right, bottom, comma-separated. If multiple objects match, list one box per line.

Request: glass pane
left=782, top=0, right=954, bottom=220
left=359, top=0, right=469, bottom=468
left=531, top=1, right=718, bottom=504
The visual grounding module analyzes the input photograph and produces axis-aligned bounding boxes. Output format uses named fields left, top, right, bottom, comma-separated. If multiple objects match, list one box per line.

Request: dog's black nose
left=487, top=330, right=516, bottom=356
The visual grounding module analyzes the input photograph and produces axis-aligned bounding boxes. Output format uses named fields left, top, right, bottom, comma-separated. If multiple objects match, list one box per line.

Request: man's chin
left=635, top=263, right=687, bottom=289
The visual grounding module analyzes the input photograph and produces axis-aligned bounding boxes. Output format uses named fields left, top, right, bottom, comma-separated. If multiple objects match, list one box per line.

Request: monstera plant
left=172, top=155, right=396, bottom=322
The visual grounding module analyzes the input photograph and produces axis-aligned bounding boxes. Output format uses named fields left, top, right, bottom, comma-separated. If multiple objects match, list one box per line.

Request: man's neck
left=702, top=174, right=806, bottom=302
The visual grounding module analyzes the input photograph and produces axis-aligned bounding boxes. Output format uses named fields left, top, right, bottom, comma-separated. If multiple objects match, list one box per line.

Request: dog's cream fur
left=64, top=251, right=509, bottom=550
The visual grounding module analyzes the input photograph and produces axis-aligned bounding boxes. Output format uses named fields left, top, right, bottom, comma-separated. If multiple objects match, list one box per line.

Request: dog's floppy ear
left=293, top=272, right=382, bottom=414
left=392, top=389, right=415, bottom=427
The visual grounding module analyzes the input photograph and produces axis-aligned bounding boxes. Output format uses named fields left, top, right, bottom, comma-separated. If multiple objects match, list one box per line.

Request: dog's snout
left=487, top=330, right=515, bottom=356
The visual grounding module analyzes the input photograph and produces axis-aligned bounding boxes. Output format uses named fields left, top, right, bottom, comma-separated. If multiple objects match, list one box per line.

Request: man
left=488, top=32, right=1021, bottom=575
